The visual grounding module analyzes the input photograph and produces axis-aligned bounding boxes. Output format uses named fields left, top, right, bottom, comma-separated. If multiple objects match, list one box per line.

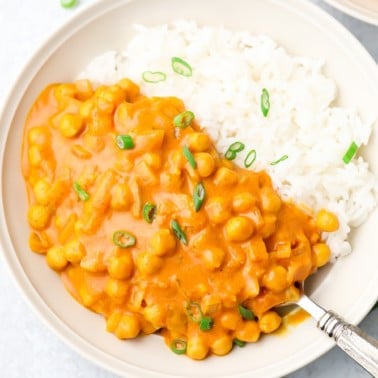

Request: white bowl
left=0, top=0, right=377, bottom=377
left=323, top=0, right=378, bottom=25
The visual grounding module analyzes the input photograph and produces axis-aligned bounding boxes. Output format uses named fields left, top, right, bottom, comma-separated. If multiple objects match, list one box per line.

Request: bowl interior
left=1, top=0, right=377, bottom=377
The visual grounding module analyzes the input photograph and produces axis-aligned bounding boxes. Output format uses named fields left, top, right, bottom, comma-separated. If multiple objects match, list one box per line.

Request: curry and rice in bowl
left=20, top=22, right=378, bottom=360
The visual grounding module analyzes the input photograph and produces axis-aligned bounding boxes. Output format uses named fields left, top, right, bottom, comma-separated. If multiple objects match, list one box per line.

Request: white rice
left=78, top=20, right=378, bottom=259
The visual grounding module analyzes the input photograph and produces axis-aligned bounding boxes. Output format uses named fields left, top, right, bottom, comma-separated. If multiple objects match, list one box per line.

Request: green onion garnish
left=342, top=141, right=358, bottom=164
left=261, top=88, right=270, bottom=117
left=225, top=141, right=245, bottom=161
left=238, top=304, right=255, bottom=320
left=171, top=219, right=188, bottom=245
left=225, top=149, right=237, bottom=161
left=171, top=57, right=192, bottom=77
left=112, top=230, right=136, bottom=248
left=141, top=71, right=167, bottom=83
left=193, top=182, right=206, bottom=212
left=229, top=141, right=245, bottom=153
left=115, top=135, right=134, bottom=150
left=199, top=316, right=214, bottom=331
left=171, top=339, right=187, bottom=355
left=142, top=202, right=156, bottom=224
left=244, top=149, right=257, bottom=168
left=186, top=302, right=214, bottom=331
left=233, top=338, right=246, bottom=347
left=73, top=182, right=89, bottom=201
left=173, top=111, right=195, bottom=128
left=270, top=155, right=288, bottom=165
left=60, top=0, right=77, bottom=8
left=183, top=145, right=197, bottom=169
left=186, top=302, right=203, bottom=323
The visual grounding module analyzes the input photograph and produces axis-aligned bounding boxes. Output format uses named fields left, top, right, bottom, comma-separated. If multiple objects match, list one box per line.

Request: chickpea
left=118, top=78, right=140, bottom=102
left=194, top=153, right=215, bottom=177
left=220, top=311, right=241, bottom=331
left=75, top=79, right=93, bottom=101
left=33, top=179, right=51, bottom=205
left=258, top=311, right=282, bottom=334
left=115, top=313, right=141, bottom=339
left=108, top=253, right=134, bottom=279
left=214, top=167, right=238, bottom=187
left=28, top=126, right=51, bottom=146
left=143, top=152, right=162, bottom=170
left=224, top=216, right=254, bottom=242
left=234, top=321, right=261, bottom=342
left=260, top=214, right=277, bottom=238
left=313, top=243, right=331, bottom=267
left=211, top=335, right=233, bottom=356
left=186, top=336, right=209, bottom=360
left=143, top=304, right=165, bottom=328
left=79, top=99, right=94, bottom=119
left=54, top=83, right=76, bottom=101
left=28, top=145, right=44, bottom=167
left=59, top=113, right=84, bottom=138
left=106, top=311, right=122, bottom=332
left=28, top=232, right=50, bottom=254
left=316, top=209, right=339, bottom=232
left=202, top=247, right=226, bottom=270
left=186, top=132, right=211, bottom=152
left=136, top=252, right=163, bottom=275
left=110, top=183, right=133, bottom=211
left=150, top=229, right=176, bottom=257
left=105, top=278, right=129, bottom=299
left=232, top=192, right=257, bottom=213
left=262, top=265, right=288, bottom=292
left=64, top=239, right=86, bottom=264
left=260, top=187, right=282, bottom=213
left=205, top=196, right=232, bottom=225
left=83, top=134, right=105, bottom=152
left=79, top=285, right=98, bottom=307
left=27, top=204, right=51, bottom=230
left=46, top=245, right=68, bottom=271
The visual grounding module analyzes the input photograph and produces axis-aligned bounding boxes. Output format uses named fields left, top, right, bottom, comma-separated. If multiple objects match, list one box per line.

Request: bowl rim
left=323, top=0, right=378, bottom=25
left=0, top=0, right=377, bottom=377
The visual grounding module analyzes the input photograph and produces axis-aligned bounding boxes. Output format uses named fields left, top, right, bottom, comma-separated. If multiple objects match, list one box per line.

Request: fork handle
left=318, top=311, right=378, bottom=377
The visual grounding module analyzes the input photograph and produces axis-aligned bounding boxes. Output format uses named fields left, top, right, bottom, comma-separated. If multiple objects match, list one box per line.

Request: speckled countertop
left=0, top=1, right=377, bottom=377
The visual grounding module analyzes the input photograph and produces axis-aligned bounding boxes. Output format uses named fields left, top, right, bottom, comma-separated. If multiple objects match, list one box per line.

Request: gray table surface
left=0, top=1, right=376, bottom=377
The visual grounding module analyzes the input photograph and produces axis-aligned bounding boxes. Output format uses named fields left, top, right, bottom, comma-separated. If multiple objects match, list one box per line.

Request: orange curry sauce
left=21, top=79, right=338, bottom=359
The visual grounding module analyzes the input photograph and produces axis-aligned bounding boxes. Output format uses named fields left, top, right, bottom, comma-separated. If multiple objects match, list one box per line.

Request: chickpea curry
left=21, top=79, right=339, bottom=359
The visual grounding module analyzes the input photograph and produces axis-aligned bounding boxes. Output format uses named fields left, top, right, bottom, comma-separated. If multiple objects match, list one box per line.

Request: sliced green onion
left=142, top=202, right=156, bottom=223
left=171, top=339, right=187, bottom=355
left=183, top=145, right=197, bottom=169
left=171, top=219, right=188, bottom=245
left=270, top=155, right=288, bottom=166
left=60, top=0, right=77, bottom=8
left=141, top=71, right=167, bottom=83
left=233, top=338, right=246, bottom=347
left=112, top=230, right=136, bottom=248
left=261, top=88, right=270, bottom=117
left=73, top=182, right=89, bottom=201
left=342, top=141, right=359, bottom=164
left=199, top=316, right=214, bottom=331
left=229, top=141, right=245, bottom=153
left=244, top=149, right=257, bottom=168
left=238, top=304, right=255, bottom=320
left=225, top=149, right=237, bottom=161
left=171, top=57, right=192, bottom=77
left=193, top=182, right=205, bottom=212
left=225, top=141, right=245, bottom=161
left=173, top=111, right=195, bottom=128
left=115, top=134, right=134, bottom=150
left=186, top=302, right=203, bottom=323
